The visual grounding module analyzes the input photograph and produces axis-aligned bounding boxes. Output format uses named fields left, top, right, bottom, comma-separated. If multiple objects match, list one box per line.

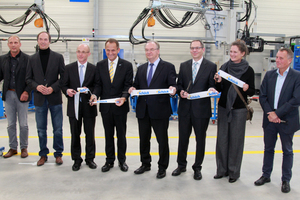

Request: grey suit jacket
left=260, top=68, right=300, bottom=134
left=26, top=49, right=65, bottom=106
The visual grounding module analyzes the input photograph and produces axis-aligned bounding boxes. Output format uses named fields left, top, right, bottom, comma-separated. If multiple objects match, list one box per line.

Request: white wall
left=0, top=0, right=299, bottom=75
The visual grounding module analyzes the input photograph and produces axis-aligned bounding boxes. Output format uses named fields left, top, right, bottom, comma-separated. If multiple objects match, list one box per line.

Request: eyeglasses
left=190, top=47, right=203, bottom=50
left=76, top=51, right=89, bottom=54
left=145, top=48, right=158, bottom=52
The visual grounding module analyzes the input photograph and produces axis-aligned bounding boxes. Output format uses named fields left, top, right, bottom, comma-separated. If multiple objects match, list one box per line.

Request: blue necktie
left=192, top=62, right=198, bottom=83
left=79, top=65, right=84, bottom=86
left=147, top=63, right=154, bottom=86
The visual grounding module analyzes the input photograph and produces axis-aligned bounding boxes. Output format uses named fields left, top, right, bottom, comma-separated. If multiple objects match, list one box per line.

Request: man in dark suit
left=92, top=38, right=133, bottom=172
left=255, top=48, right=300, bottom=193
left=62, top=44, right=97, bottom=171
left=0, top=35, right=31, bottom=159
left=128, top=40, right=177, bottom=179
left=26, top=31, right=65, bottom=166
left=172, top=40, right=217, bottom=180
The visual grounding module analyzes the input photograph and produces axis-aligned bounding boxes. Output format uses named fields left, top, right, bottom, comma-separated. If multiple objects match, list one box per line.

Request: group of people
left=1, top=32, right=299, bottom=194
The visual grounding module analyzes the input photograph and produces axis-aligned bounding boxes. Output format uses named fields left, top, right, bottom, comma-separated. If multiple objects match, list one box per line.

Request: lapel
left=186, top=59, right=193, bottom=82
left=269, top=70, right=278, bottom=105
left=104, top=59, right=112, bottom=84
left=113, top=58, right=123, bottom=84
left=149, top=59, right=163, bottom=87
left=35, top=52, right=45, bottom=77
left=73, top=62, right=80, bottom=86
left=83, top=63, right=93, bottom=86
left=3, top=54, right=10, bottom=77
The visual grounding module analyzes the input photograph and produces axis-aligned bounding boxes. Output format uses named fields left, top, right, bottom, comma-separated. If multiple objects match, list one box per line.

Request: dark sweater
left=216, top=66, right=255, bottom=109
left=39, top=48, right=50, bottom=75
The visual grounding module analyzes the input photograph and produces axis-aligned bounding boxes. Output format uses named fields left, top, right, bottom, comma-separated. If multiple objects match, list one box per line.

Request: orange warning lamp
left=148, top=9, right=155, bottom=27
left=34, top=18, right=43, bottom=28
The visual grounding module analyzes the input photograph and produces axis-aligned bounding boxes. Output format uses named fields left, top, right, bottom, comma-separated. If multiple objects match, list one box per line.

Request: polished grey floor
left=0, top=98, right=299, bottom=200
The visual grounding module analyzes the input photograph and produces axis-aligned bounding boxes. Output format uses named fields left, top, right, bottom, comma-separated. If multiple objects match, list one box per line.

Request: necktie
left=147, top=63, right=154, bottom=86
left=79, top=65, right=84, bottom=86
left=192, top=62, right=198, bottom=83
left=109, top=61, right=114, bottom=83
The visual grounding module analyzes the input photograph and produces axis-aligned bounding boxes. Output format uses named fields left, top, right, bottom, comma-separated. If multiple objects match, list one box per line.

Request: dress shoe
left=119, top=162, right=129, bottom=172
left=281, top=181, right=291, bottom=193
left=214, top=174, right=223, bottom=179
left=86, top=161, right=97, bottom=169
left=55, top=157, right=63, bottom=165
left=229, top=178, right=237, bottom=183
left=72, top=163, right=81, bottom=171
left=101, top=163, right=114, bottom=172
left=172, top=167, right=186, bottom=176
left=157, top=169, right=166, bottom=179
left=194, top=170, right=202, bottom=180
left=21, top=148, right=28, bottom=158
left=254, top=176, right=271, bottom=186
left=3, top=149, right=17, bottom=158
left=214, top=173, right=229, bottom=179
left=37, top=156, right=47, bottom=166
left=134, top=165, right=151, bottom=174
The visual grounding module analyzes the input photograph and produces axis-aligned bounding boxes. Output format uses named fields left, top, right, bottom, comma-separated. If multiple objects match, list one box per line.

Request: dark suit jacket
left=94, top=57, right=133, bottom=115
left=61, top=62, right=97, bottom=118
left=177, top=58, right=216, bottom=118
left=26, top=49, right=65, bottom=106
left=133, top=59, right=177, bottom=119
left=260, top=68, right=300, bottom=134
left=0, top=51, right=31, bottom=102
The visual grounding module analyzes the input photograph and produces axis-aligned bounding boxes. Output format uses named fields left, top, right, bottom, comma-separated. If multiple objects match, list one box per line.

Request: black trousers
left=138, top=107, right=170, bottom=170
left=177, top=112, right=209, bottom=171
left=101, top=111, right=127, bottom=164
left=69, top=116, right=96, bottom=163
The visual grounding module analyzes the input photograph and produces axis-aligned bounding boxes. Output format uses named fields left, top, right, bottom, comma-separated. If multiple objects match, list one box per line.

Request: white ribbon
left=187, top=91, right=219, bottom=100
left=74, top=88, right=90, bottom=120
left=131, top=88, right=173, bottom=97
left=92, top=98, right=120, bottom=104
left=74, top=92, right=80, bottom=120
left=217, top=70, right=245, bottom=88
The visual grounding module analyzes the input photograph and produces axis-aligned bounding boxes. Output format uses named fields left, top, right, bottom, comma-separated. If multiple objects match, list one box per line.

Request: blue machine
left=293, top=45, right=300, bottom=71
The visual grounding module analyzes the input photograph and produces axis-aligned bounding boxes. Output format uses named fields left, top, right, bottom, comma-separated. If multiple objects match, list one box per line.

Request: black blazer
left=26, top=49, right=65, bottom=106
left=61, top=62, right=97, bottom=118
left=260, top=68, right=300, bottom=134
left=177, top=58, right=217, bottom=118
left=133, top=59, right=177, bottom=119
left=94, top=57, right=133, bottom=115
left=0, top=51, right=31, bottom=102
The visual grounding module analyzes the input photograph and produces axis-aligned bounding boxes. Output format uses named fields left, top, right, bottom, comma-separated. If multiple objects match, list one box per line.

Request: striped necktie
left=109, top=61, right=114, bottom=83
left=192, top=62, right=198, bottom=83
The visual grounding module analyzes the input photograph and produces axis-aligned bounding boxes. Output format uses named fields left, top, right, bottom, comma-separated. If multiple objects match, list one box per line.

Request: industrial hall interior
left=1, top=0, right=300, bottom=199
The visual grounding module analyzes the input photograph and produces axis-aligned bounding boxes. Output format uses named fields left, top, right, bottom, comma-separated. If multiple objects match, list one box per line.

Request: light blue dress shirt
left=274, top=67, right=289, bottom=109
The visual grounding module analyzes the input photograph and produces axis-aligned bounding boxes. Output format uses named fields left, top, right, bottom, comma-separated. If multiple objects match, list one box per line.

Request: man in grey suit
left=172, top=40, right=217, bottom=180
left=0, top=35, right=31, bottom=159
left=26, top=31, right=65, bottom=166
left=255, top=48, right=300, bottom=193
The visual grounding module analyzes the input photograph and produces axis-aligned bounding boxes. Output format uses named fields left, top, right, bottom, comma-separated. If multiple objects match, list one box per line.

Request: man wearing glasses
left=128, top=40, right=177, bottom=179
left=61, top=44, right=97, bottom=171
left=172, top=40, right=217, bottom=180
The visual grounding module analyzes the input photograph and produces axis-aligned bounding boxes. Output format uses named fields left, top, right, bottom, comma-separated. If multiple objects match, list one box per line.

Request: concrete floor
left=0, top=98, right=300, bottom=200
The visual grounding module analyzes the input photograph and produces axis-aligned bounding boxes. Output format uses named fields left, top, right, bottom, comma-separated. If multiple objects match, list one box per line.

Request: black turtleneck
left=39, top=48, right=50, bottom=74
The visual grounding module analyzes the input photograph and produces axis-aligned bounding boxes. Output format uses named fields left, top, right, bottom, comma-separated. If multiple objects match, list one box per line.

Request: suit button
left=44, top=79, right=46, bottom=81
